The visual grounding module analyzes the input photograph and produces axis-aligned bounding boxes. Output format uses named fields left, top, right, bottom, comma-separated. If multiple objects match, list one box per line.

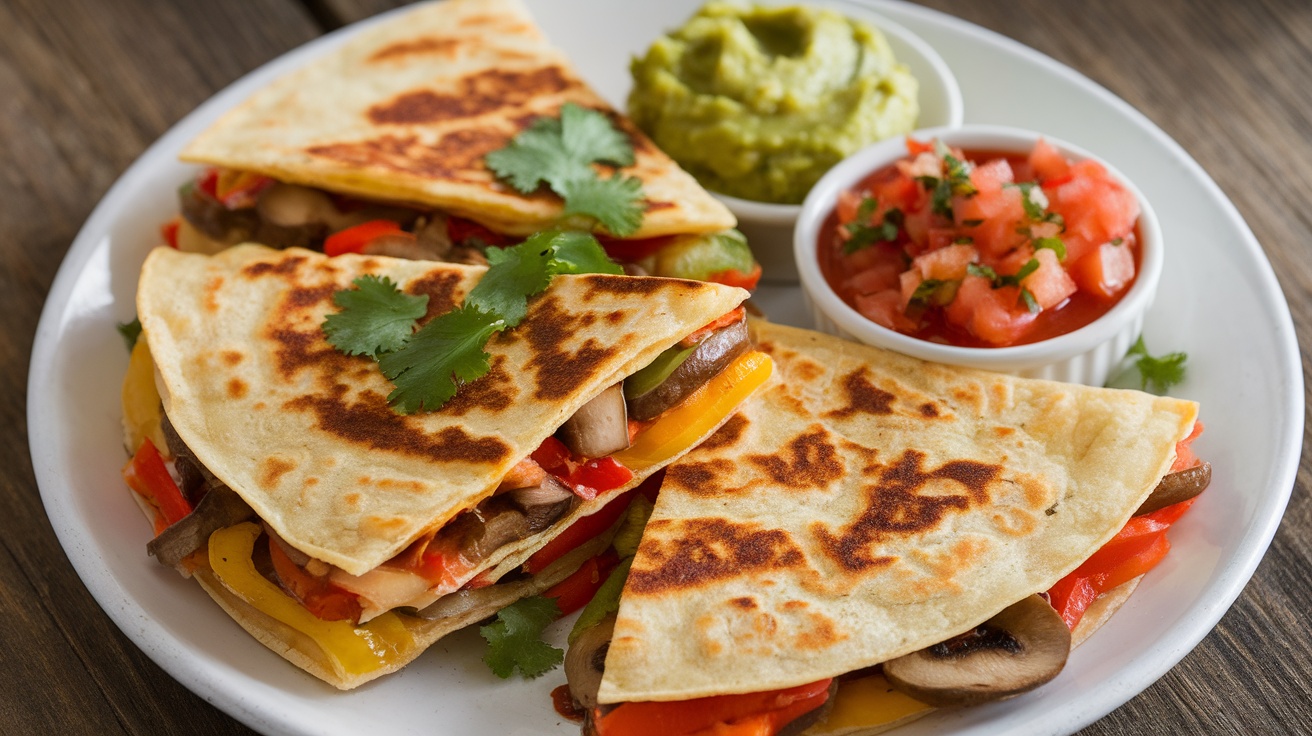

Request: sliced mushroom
left=1135, top=462, right=1211, bottom=516
left=626, top=319, right=750, bottom=421
left=566, top=613, right=616, bottom=711
left=147, top=484, right=255, bottom=572
left=255, top=183, right=340, bottom=228
left=883, top=594, right=1071, bottom=707
left=558, top=383, right=630, bottom=458
left=507, top=477, right=579, bottom=534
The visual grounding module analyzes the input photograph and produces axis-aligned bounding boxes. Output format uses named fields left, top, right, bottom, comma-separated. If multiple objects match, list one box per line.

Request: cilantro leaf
left=467, top=239, right=557, bottom=327
left=1108, top=336, right=1188, bottom=394
left=843, top=206, right=904, bottom=254
left=377, top=305, right=505, bottom=414
left=486, top=102, right=645, bottom=237
left=117, top=317, right=142, bottom=352
left=548, top=230, right=625, bottom=275
left=558, top=174, right=645, bottom=237
left=1033, top=237, right=1067, bottom=260
left=480, top=596, right=564, bottom=679
left=322, top=276, right=429, bottom=357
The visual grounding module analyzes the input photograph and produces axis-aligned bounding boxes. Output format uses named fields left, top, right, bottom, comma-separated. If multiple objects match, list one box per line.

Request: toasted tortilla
left=136, top=244, right=748, bottom=578
left=598, top=321, right=1198, bottom=704
left=180, top=0, right=734, bottom=239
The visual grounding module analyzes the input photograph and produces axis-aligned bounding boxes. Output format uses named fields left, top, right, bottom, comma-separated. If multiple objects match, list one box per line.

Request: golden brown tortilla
left=136, top=244, right=748, bottom=579
left=180, top=0, right=734, bottom=239
left=598, top=321, right=1197, bottom=704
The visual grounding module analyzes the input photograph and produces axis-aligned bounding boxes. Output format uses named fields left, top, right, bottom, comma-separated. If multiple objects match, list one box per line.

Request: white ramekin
left=715, top=10, right=964, bottom=284
left=793, top=124, right=1163, bottom=387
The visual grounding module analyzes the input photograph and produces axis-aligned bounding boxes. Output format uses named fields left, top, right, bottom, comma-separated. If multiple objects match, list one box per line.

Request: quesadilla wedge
left=564, top=321, right=1204, bottom=735
left=169, top=0, right=757, bottom=288
left=120, top=244, right=774, bottom=689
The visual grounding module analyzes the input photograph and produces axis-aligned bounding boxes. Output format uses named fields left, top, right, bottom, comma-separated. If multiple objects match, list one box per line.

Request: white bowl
left=794, top=124, right=1164, bottom=386
left=716, top=8, right=964, bottom=284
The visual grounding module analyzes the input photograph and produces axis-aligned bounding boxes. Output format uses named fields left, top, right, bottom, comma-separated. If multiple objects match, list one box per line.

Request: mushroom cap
left=883, top=594, right=1072, bottom=707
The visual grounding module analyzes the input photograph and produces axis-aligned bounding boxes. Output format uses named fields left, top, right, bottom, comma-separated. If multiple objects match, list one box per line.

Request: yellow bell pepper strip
left=122, top=438, right=192, bottom=536
left=809, top=674, right=931, bottom=735
left=614, top=350, right=773, bottom=473
left=120, top=336, right=167, bottom=456
left=208, top=522, right=416, bottom=679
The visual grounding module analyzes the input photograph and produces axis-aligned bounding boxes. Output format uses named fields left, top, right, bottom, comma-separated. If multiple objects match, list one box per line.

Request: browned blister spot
left=791, top=358, right=825, bottom=383
left=626, top=518, right=806, bottom=595
left=919, top=402, right=940, bottom=418
left=284, top=387, right=510, bottom=465
left=242, top=256, right=306, bottom=279
left=813, top=450, right=1002, bottom=573
left=203, top=276, right=224, bottom=313
left=730, top=596, right=757, bottom=610
left=795, top=612, right=844, bottom=651
left=308, top=131, right=520, bottom=185
left=441, top=355, right=516, bottom=416
left=994, top=426, right=1016, bottom=437
left=368, top=36, right=463, bottom=63
left=581, top=274, right=703, bottom=299
left=826, top=367, right=896, bottom=418
left=258, top=457, right=296, bottom=491
left=746, top=426, right=843, bottom=490
left=367, top=67, right=579, bottom=126
left=226, top=378, right=248, bottom=399
left=221, top=350, right=244, bottom=366
left=521, top=295, right=617, bottom=401
left=698, top=413, right=749, bottom=451
left=665, top=459, right=736, bottom=496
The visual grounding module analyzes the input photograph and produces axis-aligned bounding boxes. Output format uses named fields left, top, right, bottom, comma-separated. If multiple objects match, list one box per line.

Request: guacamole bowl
left=712, top=11, right=963, bottom=284
left=793, top=124, right=1163, bottom=386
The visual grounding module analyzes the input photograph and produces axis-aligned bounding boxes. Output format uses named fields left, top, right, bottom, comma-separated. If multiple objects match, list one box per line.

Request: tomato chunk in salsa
left=818, top=137, right=1141, bottom=347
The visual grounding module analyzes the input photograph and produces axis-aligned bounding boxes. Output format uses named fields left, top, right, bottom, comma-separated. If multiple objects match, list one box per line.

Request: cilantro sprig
left=480, top=596, right=564, bottom=679
left=1107, top=336, right=1188, bottom=394
left=842, top=198, right=905, bottom=254
left=322, top=230, right=622, bottom=413
left=487, top=103, right=645, bottom=237
left=117, top=317, right=143, bottom=351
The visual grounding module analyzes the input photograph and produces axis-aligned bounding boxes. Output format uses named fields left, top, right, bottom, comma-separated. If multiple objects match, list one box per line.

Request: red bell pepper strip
left=565, top=457, right=634, bottom=501
left=268, top=536, right=364, bottom=623
left=160, top=218, right=181, bottom=249
left=543, top=549, right=620, bottom=616
left=596, top=234, right=677, bottom=263
left=446, top=216, right=514, bottom=247
left=324, top=219, right=404, bottom=257
left=706, top=263, right=762, bottom=291
left=593, top=678, right=834, bottom=736
left=1047, top=497, right=1197, bottom=629
left=122, top=438, right=192, bottom=535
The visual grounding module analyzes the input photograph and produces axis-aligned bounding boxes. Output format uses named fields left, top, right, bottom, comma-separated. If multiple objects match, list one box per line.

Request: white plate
left=27, top=1, right=1303, bottom=735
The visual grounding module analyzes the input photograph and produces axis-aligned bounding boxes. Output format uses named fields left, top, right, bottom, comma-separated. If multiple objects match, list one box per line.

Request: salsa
left=818, top=138, right=1141, bottom=347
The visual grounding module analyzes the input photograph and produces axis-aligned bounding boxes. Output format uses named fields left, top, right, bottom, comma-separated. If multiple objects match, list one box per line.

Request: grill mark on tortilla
left=441, top=355, right=516, bottom=415
left=698, top=413, right=748, bottom=451
left=367, top=67, right=579, bottom=125
left=581, top=274, right=703, bottom=299
left=368, top=37, right=463, bottom=63
left=287, top=284, right=337, bottom=309
left=812, top=450, right=1001, bottom=573
left=268, top=327, right=363, bottom=380
left=745, top=426, right=843, bottom=490
left=259, top=457, right=296, bottom=490
left=826, top=367, right=895, bottom=418
left=522, top=295, right=618, bottom=401
left=242, top=255, right=307, bottom=278
left=626, top=518, right=806, bottom=595
left=308, top=132, right=520, bottom=184
left=404, top=270, right=464, bottom=322
left=664, top=459, right=735, bottom=496
left=284, top=386, right=511, bottom=465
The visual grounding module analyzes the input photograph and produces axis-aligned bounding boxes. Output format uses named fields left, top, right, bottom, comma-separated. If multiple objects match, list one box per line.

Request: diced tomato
left=542, top=549, right=620, bottom=616
left=913, top=243, right=977, bottom=281
left=835, top=190, right=864, bottom=224
left=1070, top=240, right=1136, bottom=300
left=523, top=490, right=637, bottom=574
left=593, top=679, right=833, bottom=736
left=844, top=262, right=901, bottom=296
left=1047, top=497, right=1197, bottom=629
left=956, top=185, right=1027, bottom=257
left=323, top=219, right=403, bottom=256
left=905, top=136, right=935, bottom=156
left=855, top=289, right=917, bottom=333
left=945, top=275, right=1036, bottom=345
left=1022, top=248, right=1078, bottom=310
left=1046, top=160, right=1138, bottom=264
left=969, top=158, right=1014, bottom=193
left=196, top=168, right=220, bottom=199
left=1029, top=138, right=1071, bottom=182
left=268, top=536, right=363, bottom=622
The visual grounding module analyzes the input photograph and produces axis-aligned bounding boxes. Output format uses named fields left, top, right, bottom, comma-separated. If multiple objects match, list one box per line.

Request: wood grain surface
left=2, top=0, right=1307, bottom=733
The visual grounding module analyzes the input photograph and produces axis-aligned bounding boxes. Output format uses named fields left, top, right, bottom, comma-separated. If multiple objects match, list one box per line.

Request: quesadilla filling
left=166, top=167, right=761, bottom=289
left=561, top=428, right=1209, bottom=736
left=122, top=307, right=768, bottom=630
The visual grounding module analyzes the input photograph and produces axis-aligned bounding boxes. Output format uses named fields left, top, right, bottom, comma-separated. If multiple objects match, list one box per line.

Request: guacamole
left=628, top=2, right=920, bottom=204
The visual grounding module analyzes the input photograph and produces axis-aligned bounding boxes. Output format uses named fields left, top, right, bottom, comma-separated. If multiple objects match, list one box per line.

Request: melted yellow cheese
left=614, top=350, right=773, bottom=472
left=121, top=337, right=167, bottom=455
left=806, top=674, right=932, bottom=735
left=208, top=522, right=416, bottom=679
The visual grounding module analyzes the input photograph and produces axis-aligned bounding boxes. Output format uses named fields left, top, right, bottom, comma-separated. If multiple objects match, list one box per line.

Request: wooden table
left=3, top=0, right=1308, bottom=732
